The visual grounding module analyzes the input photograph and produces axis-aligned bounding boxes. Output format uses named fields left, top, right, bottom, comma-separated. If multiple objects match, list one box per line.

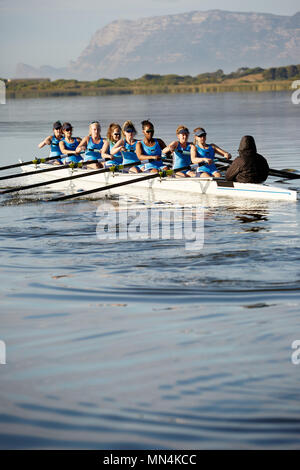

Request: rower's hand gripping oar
left=0, top=162, right=139, bottom=195
left=49, top=166, right=191, bottom=202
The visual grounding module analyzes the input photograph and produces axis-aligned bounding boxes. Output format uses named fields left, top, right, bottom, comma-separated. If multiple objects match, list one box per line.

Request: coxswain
left=226, top=135, right=269, bottom=183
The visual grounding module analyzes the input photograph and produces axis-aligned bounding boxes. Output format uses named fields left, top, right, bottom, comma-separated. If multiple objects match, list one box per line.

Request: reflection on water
left=0, top=93, right=300, bottom=449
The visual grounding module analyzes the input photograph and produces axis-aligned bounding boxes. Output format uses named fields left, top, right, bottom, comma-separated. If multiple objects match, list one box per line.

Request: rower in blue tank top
left=105, top=141, right=123, bottom=166
left=50, top=136, right=63, bottom=157
left=76, top=122, right=105, bottom=169
left=59, top=122, right=83, bottom=164
left=163, top=126, right=196, bottom=177
left=85, top=135, right=104, bottom=158
left=191, top=127, right=232, bottom=178
left=109, top=121, right=141, bottom=173
left=38, top=121, right=64, bottom=164
left=101, top=123, right=123, bottom=167
left=136, top=120, right=168, bottom=173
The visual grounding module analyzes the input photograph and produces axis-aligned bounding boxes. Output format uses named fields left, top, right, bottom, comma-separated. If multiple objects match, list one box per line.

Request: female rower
left=110, top=121, right=141, bottom=173
left=191, top=127, right=232, bottom=178
left=76, top=121, right=105, bottom=169
left=136, top=120, right=168, bottom=173
left=101, top=123, right=123, bottom=166
left=163, top=125, right=196, bottom=177
left=59, top=122, right=82, bottom=164
left=38, top=121, right=63, bottom=164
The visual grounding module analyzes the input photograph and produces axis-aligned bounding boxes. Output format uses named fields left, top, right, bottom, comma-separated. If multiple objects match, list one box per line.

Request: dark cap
left=178, top=128, right=189, bottom=135
left=194, top=128, right=206, bottom=137
left=62, top=122, right=73, bottom=131
left=53, top=121, right=62, bottom=130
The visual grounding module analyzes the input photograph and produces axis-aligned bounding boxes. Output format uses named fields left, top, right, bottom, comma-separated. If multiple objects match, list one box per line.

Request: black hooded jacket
left=226, top=136, right=269, bottom=184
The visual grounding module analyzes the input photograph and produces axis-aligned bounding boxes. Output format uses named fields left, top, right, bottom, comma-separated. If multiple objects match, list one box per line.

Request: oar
left=0, top=158, right=106, bottom=182
left=50, top=166, right=191, bottom=202
left=0, top=147, right=100, bottom=173
left=0, top=156, right=62, bottom=172
left=215, top=156, right=300, bottom=180
left=0, top=162, right=138, bottom=195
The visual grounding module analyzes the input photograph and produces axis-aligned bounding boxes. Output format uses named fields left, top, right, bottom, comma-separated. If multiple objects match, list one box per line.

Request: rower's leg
left=129, top=166, right=141, bottom=173
left=199, top=172, right=210, bottom=178
left=86, top=162, right=101, bottom=169
left=212, top=171, right=221, bottom=178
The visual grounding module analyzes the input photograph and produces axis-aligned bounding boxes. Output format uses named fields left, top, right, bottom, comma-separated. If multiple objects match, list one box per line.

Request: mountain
left=15, top=10, right=300, bottom=80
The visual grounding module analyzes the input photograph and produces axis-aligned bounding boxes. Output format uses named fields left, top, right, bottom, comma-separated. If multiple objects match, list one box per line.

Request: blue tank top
left=196, top=144, right=218, bottom=174
left=50, top=135, right=62, bottom=157
left=61, top=138, right=82, bottom=163
left=141, top=139, right=165, bottom=170
left=196, top=144, right=215, bottom=160
left=122, top=140, right=140, bottom=165
left=141, top=139, right=162, bottom=159
left=173, top=143, right=192, bottom=170
left=106, top=141, right=122, bottom=165
left=84, top=136, right=104, bottom=161
left=63, top=137, right=80, bottom=151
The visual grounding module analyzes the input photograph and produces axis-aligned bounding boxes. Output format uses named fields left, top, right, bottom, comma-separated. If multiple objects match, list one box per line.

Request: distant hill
left=15, top=9, right=300, bottom=80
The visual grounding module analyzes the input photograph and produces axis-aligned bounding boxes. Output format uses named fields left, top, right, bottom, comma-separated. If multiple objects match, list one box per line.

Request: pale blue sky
left=0, top=0, right=299, bottom=77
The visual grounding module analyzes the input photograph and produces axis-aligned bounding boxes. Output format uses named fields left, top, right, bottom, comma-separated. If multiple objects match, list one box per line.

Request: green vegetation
left=5, top=64, right=300, bottom=99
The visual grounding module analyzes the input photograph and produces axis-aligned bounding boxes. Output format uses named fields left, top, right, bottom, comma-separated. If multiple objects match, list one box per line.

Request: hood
left=238, top=136, right=257, bottom=153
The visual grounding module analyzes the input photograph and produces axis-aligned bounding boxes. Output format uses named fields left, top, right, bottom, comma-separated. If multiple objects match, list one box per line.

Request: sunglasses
left=125, top=129, right=134, bottom=133
left=64, top=128, right=72, bottom=132
left=113, top=133, right=121, bottom=136
left=145, top=129, right=154, bottom=133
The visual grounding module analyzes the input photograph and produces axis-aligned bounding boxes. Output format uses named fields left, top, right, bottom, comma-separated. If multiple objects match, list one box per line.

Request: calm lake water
left=0, top=92, right=300, bottom=449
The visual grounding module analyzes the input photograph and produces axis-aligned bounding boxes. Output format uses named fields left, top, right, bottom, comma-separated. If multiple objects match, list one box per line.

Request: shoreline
left=6, top=80, right=293, bottom=99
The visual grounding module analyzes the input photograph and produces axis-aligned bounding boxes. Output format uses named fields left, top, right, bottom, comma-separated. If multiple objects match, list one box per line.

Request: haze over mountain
left=15, top=9, right=300, bottom=80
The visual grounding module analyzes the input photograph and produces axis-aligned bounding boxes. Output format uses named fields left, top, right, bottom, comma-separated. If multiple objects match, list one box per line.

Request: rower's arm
left=110, top=139, right=125, bottom=155
left=59, top=140, right=80, bottom=156
left=38, top=135, right=52, bottom=149
left=76, top=136, right=88, bottom=153
left=212, top=144, right=232, bottom=160
left=162, top=141, right=178, bottom=154
left=101, top=140, right=111, bottom=160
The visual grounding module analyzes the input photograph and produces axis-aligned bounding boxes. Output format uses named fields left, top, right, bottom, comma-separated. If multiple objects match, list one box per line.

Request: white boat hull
left=20, top=164, right=298, bottom=202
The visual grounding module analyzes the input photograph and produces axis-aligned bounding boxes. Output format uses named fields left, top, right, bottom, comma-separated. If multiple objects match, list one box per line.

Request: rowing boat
left=19, top=163, right=298, bottom=202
